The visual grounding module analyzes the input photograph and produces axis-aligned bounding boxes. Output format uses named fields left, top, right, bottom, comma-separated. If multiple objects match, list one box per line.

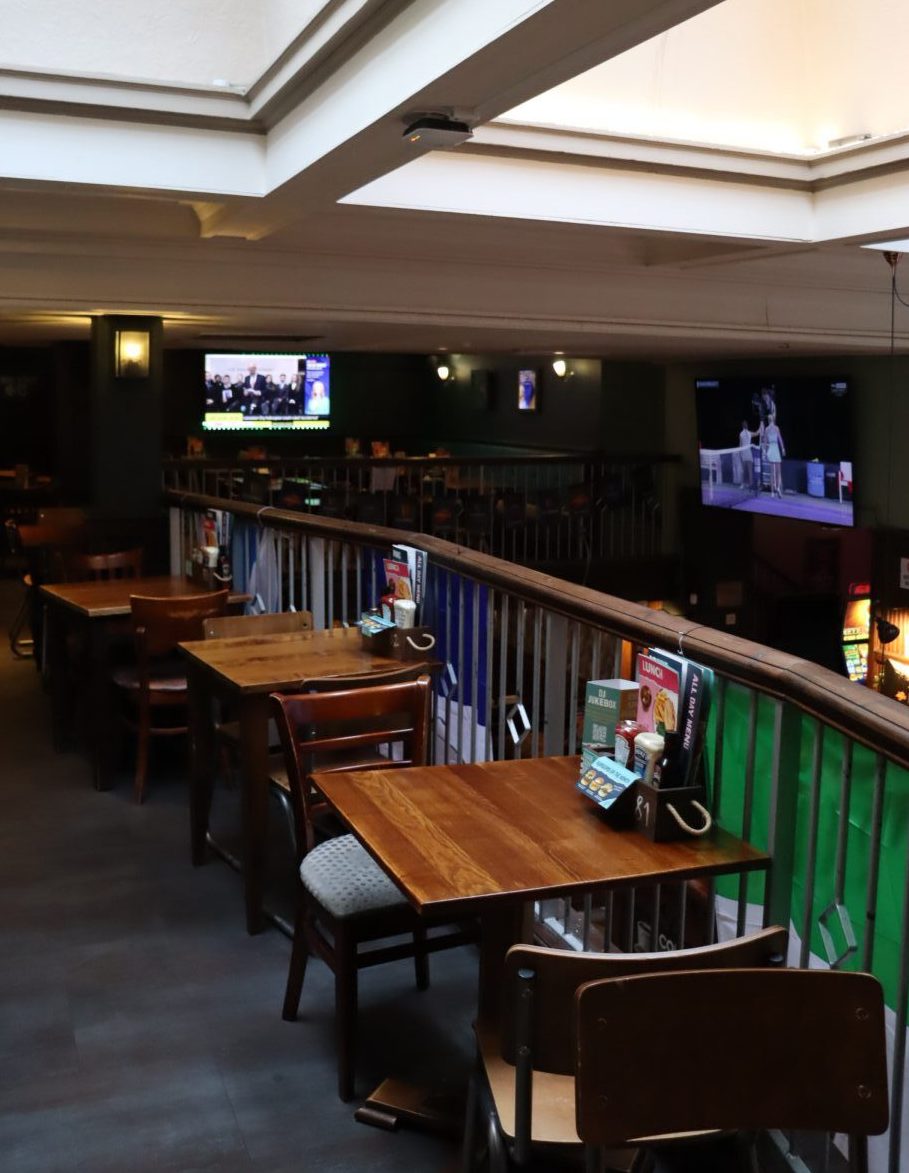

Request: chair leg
left=334, top=925, right=358, bottom=1102
left=413, top=922, right=430, bottom=991
left=461, top=1069, right=479, bottom=1173
left=282, top=890, right=310, bottom=1022
left=134, top=703, right=151, bottom=804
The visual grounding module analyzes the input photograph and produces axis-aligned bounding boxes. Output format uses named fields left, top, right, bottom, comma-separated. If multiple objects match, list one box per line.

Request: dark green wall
left=428, top=354, right=605, bottom=451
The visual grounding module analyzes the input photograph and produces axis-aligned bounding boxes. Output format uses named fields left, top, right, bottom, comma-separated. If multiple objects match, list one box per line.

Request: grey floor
left=0, top=580, right=476, bottom=1172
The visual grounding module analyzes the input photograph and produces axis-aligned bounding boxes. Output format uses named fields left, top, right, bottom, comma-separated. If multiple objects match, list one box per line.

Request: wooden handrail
left=163, top=452, right=680, bottom=470
left=164, top=489, right=909, bottom=771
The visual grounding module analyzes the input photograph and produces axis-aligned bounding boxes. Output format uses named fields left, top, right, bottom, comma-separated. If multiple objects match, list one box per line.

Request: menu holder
left=190, top=563, right=232, bottom=591
left=362, top=625, right=436, bottom=661
left=633, top=779, right=712, bottom=842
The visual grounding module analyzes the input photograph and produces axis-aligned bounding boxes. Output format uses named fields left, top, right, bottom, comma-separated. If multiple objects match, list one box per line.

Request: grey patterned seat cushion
left=300, top=834, right=409, bottom=918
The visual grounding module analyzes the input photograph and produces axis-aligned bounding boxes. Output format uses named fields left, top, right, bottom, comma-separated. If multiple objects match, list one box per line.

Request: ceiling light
left=403, top=116, right=472, bottom=149
left=827, top=133, right=871, bottom=149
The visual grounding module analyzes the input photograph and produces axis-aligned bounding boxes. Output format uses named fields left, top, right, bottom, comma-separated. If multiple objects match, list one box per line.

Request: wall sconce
left=114, top=329, right=150, bottom=379
left=552, top=357, right=568, bottom=378
left=436, top=362, right=452, bottom=382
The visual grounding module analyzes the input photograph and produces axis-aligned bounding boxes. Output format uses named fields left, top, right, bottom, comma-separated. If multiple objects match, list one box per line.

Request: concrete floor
left=0, top=579, right=476, bottom=1171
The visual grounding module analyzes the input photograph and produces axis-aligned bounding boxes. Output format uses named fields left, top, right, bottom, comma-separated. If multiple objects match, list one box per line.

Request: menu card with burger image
left=635, top=652, right=680, bottom=738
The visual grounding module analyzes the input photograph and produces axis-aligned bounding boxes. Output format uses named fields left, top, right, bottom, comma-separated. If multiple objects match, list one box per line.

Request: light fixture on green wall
left=552, top=357, right=568, bottom=378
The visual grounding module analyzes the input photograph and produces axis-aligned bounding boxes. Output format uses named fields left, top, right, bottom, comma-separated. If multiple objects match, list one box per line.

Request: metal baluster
left=355, top=546, right=362, bottom=620
left=326, top=539, right=335, bottom=629
left=498, top=595, right=509, bottom=761
left=531, top=608, right=543, bottom=758
left=515, top=601, right=526, bottom=762
left=862, top=755, right=887, bottom=972
left=737, top=689, right=759, bottom=937
left=798, top=723, right=825, bottom=969
left=469, top=583, right=480, bottom=764
left=568, top=623, right=580, bottom=756
left=456, top=577, right=465, bottom=764
left=603, top=892, right=614, bottom=952
left=444, top=574, right=453, bottom=765
left=340, top=542, right=349, bottom=625
left=484, top=588, right=495, bottom=760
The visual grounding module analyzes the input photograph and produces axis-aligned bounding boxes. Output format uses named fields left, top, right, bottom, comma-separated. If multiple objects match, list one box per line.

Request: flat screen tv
left=202, top=352, right=331, bottom=431
left=694, top=375, right=854, bottom=527
left=517, top=369, right=538, bottom=412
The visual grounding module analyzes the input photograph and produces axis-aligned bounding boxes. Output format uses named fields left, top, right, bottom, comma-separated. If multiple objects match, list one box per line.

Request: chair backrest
left=574, top=967, right=889, bottom=1165
left=202, top=610, right=313, bottom=640
left=67, top=547, right=143, bottom=581
left=501, top=927, right=789, bottom=1074
left=16, top=521, right=88, bottom=583
left=130, top=590, right=230, bottom=658
left=269, top=675, right=432, bottom=854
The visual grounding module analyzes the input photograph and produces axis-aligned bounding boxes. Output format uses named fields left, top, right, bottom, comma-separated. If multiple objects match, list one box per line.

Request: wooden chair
left=270, top=676, right=474, bottom=1102
left=202, top=609, right=314, bottom=828
left=461, top=927, right=790, bottom=1172
left=66, top=547, right=143, bottom=581
left=202, top=610, right=313, bottom=641
left=575, top=967, right=889, bottom=1173
left=112, top=589, right=229, bottom=803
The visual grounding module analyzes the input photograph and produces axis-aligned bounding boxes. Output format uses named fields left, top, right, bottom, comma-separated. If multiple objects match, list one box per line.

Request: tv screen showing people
left=517, top=369, right=537, bottom=412
left=695, top=376, right=854, bottom=527
left=203, top=352, right=331, bottom=431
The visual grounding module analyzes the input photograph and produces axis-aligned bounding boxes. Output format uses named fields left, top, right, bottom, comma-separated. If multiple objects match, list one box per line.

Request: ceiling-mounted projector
left=403, top=115, right=472, bottom=148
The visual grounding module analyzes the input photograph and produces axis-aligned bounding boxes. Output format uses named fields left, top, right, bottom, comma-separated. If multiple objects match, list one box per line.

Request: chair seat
left=300, top=834, right=409, bottom=918
left=111, top=659, right=187, bottom=693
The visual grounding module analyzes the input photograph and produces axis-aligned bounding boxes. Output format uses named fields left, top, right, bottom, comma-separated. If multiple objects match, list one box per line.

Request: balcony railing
left=163, top=453, right=676, bottom=568
left=166, top=487, right=909, bottom=1173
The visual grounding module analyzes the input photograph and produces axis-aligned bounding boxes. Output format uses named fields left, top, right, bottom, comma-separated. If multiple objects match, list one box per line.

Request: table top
left=40, top=575, right=248, bottom=619
left=179, top=625, right=431, bottom=695
left=315, top=756, right=770, bottom=916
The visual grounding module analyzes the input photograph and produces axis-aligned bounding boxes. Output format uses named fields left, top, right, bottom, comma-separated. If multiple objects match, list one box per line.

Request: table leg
left=90, top=621, right=117, bottom=791
left=45, top=603, right=71, bottom=752
left=188, top=664, right=216, bottom=866
left=239, top=693, right=270, bottom=935
left=477, top=902, right=532, bottom=1027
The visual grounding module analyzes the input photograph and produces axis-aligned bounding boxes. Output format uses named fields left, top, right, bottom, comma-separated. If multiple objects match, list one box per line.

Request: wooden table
left=315, top=755, right=771, bottom=1125
left=315, top=756, right=770, bottom=1018
left=179, top=626, right=436, bottom=935
left=41, top=575, right=248, bottom=788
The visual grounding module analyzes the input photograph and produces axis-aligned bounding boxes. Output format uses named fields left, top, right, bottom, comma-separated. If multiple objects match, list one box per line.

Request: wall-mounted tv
left=694, top=375, right=854, bottom=527
left=203, top=352, right=331, bottom=431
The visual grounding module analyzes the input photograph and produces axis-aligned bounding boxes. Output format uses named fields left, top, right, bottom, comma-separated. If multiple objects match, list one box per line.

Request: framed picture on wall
left=517, top=369, right=539, bottom=412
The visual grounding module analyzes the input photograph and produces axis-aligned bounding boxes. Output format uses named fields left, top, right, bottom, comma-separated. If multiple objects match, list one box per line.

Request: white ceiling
left=0, top=0, right=330, bottom=88
left=0, top=0, right=905, bottom=360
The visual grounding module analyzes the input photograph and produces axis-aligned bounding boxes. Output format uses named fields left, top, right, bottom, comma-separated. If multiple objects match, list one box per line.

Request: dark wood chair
left=270, top=676, right=474, bottom=1102
left=112, top=589, right=229, bottom=803
left=66, top=547, right=143, bottom=581
left=461, top=927, right=790, bottom=1172
left=202, top=609, right=315, bottom=830
left=575, top=967, right=889, bottom=1173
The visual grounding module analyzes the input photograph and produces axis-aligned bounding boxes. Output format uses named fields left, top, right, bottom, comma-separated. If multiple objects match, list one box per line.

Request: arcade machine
left=841, top=582, right=871, bottom=685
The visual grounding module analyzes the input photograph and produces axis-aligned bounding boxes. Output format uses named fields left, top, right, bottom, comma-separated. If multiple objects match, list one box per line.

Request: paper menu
left=635, top=652, right=680, bottom=736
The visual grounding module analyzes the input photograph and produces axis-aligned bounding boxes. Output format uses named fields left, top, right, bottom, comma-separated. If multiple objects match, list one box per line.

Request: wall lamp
left=114, top=329, right=151, bottom=378
left=436, top=361, right=453, bottom=382
left=876, top=615, right=901, bottom=645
